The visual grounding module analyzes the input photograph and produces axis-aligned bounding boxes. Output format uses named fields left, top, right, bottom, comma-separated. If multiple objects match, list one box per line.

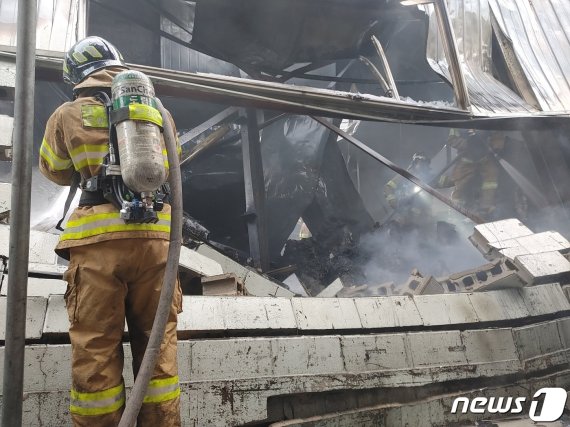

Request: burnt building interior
left=1, top=0, right=570, bottom=297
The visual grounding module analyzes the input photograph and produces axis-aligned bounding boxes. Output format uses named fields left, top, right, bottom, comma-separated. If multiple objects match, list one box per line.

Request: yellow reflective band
left=70, top=383, right=125, bottom=416
left=143, top=376, right=180, bottom=404
left=129, top=104, right=163, bottom=127
left=163, top=149, right=170, bottom=169
left=162, top=149, right=181, bottom=169
left=482, top=181, right=499, bottom=190
left=82, top=105, right=109, bottom=128
left=61, top=212, right=171, bottom=241
left=459, top=158, right=474, bottom=163
left=386, top=180, right=398, bottom=189
left=386, top=195, right=397, bottom=201
left=70, top=144, right=108, bottom=170
left=40, top=138, right=73, bottom=171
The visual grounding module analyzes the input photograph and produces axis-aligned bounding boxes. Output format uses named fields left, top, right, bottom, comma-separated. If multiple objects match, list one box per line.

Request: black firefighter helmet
left=63, top=36, right=127, bottom=86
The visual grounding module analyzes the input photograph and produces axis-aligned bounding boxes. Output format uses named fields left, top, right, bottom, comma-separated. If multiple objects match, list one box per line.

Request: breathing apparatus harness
left=80, top=88, right=169, bottom=224
left=56, top=70, right=170, bottom=231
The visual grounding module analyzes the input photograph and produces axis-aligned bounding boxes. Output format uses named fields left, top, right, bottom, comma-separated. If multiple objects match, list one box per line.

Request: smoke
left=357, top=222, right=486, bottom=287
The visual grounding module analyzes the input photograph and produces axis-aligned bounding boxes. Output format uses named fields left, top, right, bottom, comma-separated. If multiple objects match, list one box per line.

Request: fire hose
left=118, top=98, right=183, bottom=427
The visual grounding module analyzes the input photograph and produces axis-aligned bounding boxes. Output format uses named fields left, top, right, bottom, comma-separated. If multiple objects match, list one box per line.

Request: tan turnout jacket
left=39, top=68, right=180, bottom=258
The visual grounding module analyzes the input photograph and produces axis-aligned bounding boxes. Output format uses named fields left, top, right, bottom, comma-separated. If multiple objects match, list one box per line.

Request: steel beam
left=433, top=0, right=471, bottom=110
left=240, top=109, right=269, bottom=271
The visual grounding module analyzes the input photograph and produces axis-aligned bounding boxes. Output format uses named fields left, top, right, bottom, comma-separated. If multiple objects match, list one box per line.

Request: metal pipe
left=358, top=56, right=392, bottom=96
left=433, top=0, right=471, bottom=110
left=371, top=35, right=400, bottom=100
left=2, top=1, right=37, bottom=426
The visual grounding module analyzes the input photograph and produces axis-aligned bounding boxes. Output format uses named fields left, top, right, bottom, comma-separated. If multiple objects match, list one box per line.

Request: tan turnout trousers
left=64, top=238, right=182, bottom=427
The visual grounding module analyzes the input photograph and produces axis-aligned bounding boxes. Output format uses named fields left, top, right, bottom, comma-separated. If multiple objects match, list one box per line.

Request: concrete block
left=179, top=245, right=223, bottom=277
left=0, top=296, right=47, bottom=340
left=42, top=295, right=69, bottom=335
left=407, top=330, right=468, bottom=367
left=201, top=273, right=244, bottom=296
left=400, top=269, right=425, bottom=295
left=0, top=226, right=66, bottom=275
left=514, top=252, right=570, bottom=285
left=179, top=296, right=297, bottom=333
left=414, top=293, right=479, bottom=326
left=415, top=276, right=444, bottom=295
left=0, top=183, right=10, bottom=213
left=178, top=295, right=225, bottom=332
left=0, top=344, right=72, bottom=393
left=188, top=338, right=275, bottom=381
left=316, top=278, right=344, bottom=298
left=340, top=334, right=410, bottom=371
left=472, top=270, right=527, bottom=292
left=191, top=243, right=294, bottom=297
left=194, top=243, right=250, bottom=282
left=512, top=320, right=564, bottom=361
left=556, top=317, right=570, bottom=349
left=354, top=295, right=422, bottom=329
left=493, top=232, right=570, bottom=261
left=28, top=230, right=60, bottom=265
left=292, top=298, right=362, bottom=330
left=0, top=115, right=13, bottom=153
left=43, top=295, right=129, bottom=336
left=243, top=269, right=294, bottom=297
left=275, top=286, right=297, bottom=297
left=519, top=284, right=570, bottom=316
left=470, top=219, right=534, bottom=257
left=1, top=276, right=65, bottom=297
left=0, top=59, right=16, bottom=88
left=461, top=329, right=519, bottom=364
left=270, top=336, right=344, bottom=376
left=282, top=274, right=308, bottom=296
left=563, top=285, right=570, bottom=303
left=468, top=288, right=530, bottom=321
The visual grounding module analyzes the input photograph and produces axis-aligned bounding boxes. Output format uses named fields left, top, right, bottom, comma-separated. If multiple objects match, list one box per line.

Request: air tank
left=111, top=70, right=167, bottom=194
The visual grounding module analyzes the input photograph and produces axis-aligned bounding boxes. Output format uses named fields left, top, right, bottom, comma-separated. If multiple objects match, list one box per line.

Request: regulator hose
left=118, top=98, right=183, bottom=427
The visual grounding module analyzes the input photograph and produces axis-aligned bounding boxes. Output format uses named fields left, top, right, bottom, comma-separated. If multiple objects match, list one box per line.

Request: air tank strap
left=110, top=104, right=164, bottom=128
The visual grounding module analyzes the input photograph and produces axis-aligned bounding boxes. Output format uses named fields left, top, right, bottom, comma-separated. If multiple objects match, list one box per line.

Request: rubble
left=316, top=278, right=344, bottom=298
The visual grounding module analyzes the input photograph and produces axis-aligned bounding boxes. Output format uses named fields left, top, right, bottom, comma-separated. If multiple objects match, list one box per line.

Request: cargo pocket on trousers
left=63, top=265, right=79, bottom=324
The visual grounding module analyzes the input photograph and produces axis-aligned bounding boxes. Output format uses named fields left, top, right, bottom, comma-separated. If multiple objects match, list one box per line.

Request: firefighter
left=444, top=129, right=503, bottom=220
left=383, top=152, right=433, bottom=232
left=39, top=37, right=182, bottom=427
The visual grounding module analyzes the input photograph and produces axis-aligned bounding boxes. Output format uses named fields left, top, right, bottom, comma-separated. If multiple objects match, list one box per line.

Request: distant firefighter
left=441, top=129, right=505, bottom=220
left=383, top=152, right=433, bottom=231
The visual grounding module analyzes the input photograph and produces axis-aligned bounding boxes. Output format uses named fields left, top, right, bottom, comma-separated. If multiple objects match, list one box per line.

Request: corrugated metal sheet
left=160, top=0, right=239, bottom=75
left=489, top=0, right=570, bottom=113
left=0, top=0, right=85, bottom=52
left=426, top=0, right=537, bottom=115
